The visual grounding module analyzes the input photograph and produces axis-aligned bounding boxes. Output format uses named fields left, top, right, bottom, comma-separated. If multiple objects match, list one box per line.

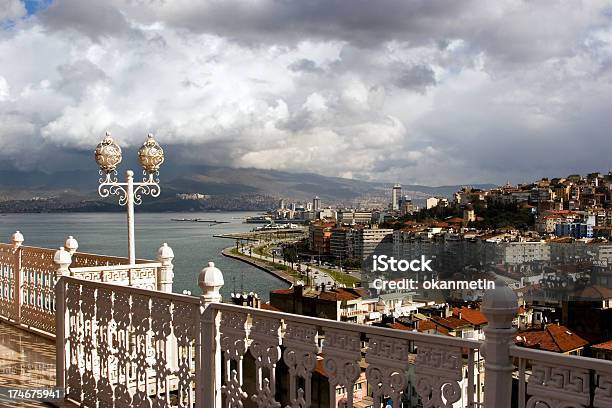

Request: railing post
left=54, top=247, right=72, bottom=395
left=11, top=231, right=23, bottom=323
left=198, top=261, right=224, bottom=407
left=156, top=243, right=174, bottom=293
left=54, top=247, right=72, bottom=278
left=481, top=280, right=518, bottom=408
left=64, top=236, right=79, bottom=256
left=54, top=276, right=67, bottom=392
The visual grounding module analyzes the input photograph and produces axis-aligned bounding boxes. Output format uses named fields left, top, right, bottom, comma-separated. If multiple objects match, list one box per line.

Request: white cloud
left=0, top=0, right=25, bottom=22
left=0, top=0, right=611, bottom=184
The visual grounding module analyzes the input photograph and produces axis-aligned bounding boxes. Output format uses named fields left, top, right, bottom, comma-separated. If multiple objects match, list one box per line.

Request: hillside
left=0, top=166, right=495, bottom=212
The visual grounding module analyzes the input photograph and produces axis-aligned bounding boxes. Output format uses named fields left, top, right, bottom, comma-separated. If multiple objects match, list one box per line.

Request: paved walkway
left=238, top=246, right=336, bottom=286
left=0, top=322, right=67, bottom=408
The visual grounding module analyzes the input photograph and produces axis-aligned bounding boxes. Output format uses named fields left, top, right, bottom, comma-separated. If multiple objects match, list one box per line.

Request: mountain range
left=0, top=166, right=495, bottom=212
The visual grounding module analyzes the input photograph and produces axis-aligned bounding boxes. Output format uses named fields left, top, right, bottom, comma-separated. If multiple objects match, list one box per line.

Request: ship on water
left=244, top=215, right=273, bottom=223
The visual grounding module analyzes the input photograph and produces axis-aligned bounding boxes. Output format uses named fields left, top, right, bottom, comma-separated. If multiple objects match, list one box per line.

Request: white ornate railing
left=57, top=275, right=485, bottom=407
left=0, top=232, right=174, bottom=337
left=54, top=262, right=612, bottom=408
left=57, top=276, right=199, bottom=407
left=0, top=242, right=18, bottom=321
left=511, top=346, right=612, bottom=408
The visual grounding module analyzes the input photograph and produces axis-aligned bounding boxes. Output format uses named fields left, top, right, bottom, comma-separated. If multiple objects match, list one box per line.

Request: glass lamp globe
left=94, top=132, right=122, bottom=173
left=138, top=133, right=164, bottom=173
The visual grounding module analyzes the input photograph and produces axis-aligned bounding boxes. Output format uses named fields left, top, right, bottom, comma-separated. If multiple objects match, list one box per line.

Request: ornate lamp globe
left=138, top=133, right=164, bottom=173
left=94, top=131, right=122, bottom=173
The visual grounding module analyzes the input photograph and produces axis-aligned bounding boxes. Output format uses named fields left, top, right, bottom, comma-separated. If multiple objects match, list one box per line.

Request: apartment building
left=353, top=226, right=393, bottom=260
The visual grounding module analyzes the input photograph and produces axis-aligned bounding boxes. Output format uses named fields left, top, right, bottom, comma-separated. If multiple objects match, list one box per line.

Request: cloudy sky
left=1, top=0, right=611, bottom=185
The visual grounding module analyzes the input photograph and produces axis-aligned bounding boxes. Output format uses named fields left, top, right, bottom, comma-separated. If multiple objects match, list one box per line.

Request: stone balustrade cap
left=54, top=246, right=72, bottom=265
left=157, top=242, right=174, bottom=259
left=199, top=261, right=224, bottom=290
left=64, top=236, right=79, bottom=251
left=482, top=280, right=518, bottom=312
left=11, top=230, right=24, bottom=245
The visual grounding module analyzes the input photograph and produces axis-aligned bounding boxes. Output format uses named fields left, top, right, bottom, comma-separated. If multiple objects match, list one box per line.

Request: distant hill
left=0, top=166, right=495, bottom=212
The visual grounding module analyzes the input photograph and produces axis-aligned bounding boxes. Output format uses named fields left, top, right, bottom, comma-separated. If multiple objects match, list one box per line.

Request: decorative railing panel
left=70, top=263, right=160, bottom=291
left=20, top=246, right=56, bottom=334
left=60, top=277, right=198, bottom=407
left=211, top=303, right=484, bottom=408
left=70, top=251, right=150, bottom=268
left=57, top=278, right=485, bottom=408
left=0, top=239, right=160, bottom=338
left=55, top=276, right=612, bottom=408
left=512, top=346, right=612, bottom=408
left=0, top=243, right=17, bottom=321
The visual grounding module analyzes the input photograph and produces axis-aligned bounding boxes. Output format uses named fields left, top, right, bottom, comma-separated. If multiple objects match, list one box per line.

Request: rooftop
left=516, top=324, right=588, bottom=353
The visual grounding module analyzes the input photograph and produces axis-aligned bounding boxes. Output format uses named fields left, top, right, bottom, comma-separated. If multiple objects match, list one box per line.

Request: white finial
left=64, top=235, right=79, bottom=254
left=11, top=231, right=24, bottom=248
left=157, top=242, right=174, bottom=260
left=199, top=261, right=224, bottom=305
left=54, top=246, right=72, bottom=275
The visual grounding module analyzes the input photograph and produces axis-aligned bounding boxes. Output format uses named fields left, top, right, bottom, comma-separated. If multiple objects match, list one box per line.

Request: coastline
left=221, top=246, right=295, bottom=286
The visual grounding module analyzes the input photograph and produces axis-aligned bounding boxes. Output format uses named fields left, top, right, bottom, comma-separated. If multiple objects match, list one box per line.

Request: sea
left=0, top=211, right=288, bottom=300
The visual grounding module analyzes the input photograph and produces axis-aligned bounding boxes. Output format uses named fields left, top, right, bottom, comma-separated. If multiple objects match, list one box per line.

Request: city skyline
left=1, top=1, right=612, bottom=186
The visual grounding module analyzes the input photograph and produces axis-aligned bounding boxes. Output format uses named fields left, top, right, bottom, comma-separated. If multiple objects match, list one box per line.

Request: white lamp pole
left=94, top=131, right=165, bottom=264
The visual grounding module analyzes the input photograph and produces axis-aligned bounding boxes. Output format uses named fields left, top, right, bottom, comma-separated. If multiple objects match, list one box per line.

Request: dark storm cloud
left=395, top=64, right=436, bottom=92
left=288, top=59, right=324, bottom=74
left=103, top=0, right=611, bottom=63
left=39, top=0, right=132, bottom=39
left=55, top=60, right=108, bottom=100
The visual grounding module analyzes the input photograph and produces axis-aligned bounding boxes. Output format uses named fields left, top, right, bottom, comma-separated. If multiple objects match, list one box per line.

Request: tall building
left=337, top=210, right=372, bottom=225
left=313, top=196, right=321, bottom=211
left=392, top=184, right=402, bottom=210
left=330, top=227, right=355, bottom=260
left=354, top=226, right=394, bottom=260
left=278, top=198, right=285, bottom=209
left=426, top=197, right=440, bottom=209
left=400, top=195, right=416, bottom=216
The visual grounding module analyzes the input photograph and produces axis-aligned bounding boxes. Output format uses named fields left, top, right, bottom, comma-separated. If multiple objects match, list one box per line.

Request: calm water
left=0, top=212, right=288, bottom=300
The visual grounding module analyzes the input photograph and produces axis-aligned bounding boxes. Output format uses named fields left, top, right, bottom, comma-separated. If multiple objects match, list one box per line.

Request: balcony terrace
left=0, top=232, right=611, bottom=407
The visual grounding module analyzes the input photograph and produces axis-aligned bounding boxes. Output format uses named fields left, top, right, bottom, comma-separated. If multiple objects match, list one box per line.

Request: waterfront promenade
left=222, top=243, right=360, bottom=288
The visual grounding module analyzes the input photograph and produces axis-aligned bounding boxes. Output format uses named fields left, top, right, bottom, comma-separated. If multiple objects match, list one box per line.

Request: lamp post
left=94, top=131, right=165, bottom=264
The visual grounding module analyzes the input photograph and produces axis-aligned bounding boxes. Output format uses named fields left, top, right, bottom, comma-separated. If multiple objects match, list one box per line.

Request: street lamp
left=94, top=131, right=164, bottom=264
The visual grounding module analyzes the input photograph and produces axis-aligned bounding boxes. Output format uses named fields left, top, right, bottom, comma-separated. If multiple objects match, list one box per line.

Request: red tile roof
left=417, top=320, right=450, bottom=335
left=592, top=340, right=612, bottom=351
left=452, top=307, right=487, bottom=326
left=431, top=315, right=471, bottom=330
left=260, top=303, right=280, bottom=311
left=387, top=322, right=412, bottom=331
left=572, top=285, right=612, bottom=300
left=270, top=288, right=293, bottom=295
left=516, top=325, right=588, bottom=353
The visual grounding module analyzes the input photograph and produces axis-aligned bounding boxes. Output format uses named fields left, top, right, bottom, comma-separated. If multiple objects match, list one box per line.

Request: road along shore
left=221, top=246, right=295, bottom=285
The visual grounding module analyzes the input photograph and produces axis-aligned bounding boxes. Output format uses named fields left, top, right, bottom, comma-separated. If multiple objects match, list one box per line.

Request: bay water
left=0, top=211, right=288, bottom=300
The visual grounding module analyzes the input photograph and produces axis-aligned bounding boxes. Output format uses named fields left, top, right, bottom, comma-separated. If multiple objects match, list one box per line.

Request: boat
left=171, top=218, right=229, bottom=224
left=245, top=216, right=273, bottom=224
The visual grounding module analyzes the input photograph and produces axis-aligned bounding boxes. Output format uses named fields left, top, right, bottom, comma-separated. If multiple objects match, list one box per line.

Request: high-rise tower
left=391, top=184, right=402, bottom=210
left=313, top=196, right=321, bottom=212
